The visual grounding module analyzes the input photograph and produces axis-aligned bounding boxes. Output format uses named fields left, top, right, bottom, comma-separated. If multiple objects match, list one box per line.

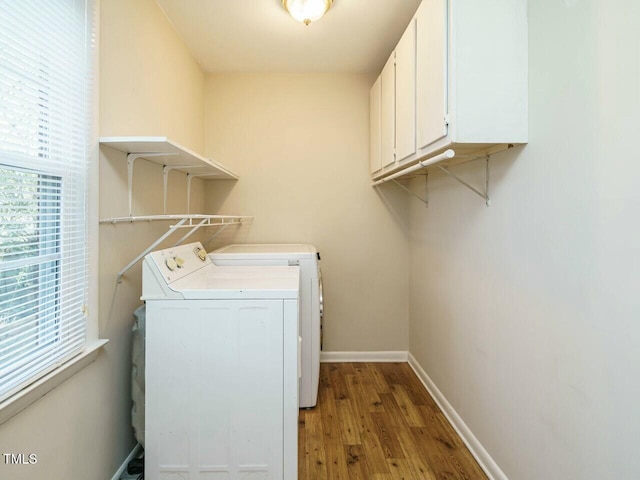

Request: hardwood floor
left=298, top=363, right=488, bottom=480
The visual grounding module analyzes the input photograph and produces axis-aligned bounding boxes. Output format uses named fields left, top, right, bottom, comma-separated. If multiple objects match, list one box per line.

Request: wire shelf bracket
left=128, top=153, right=177, bottom=216
left=163, top=165, right=198, bottom=214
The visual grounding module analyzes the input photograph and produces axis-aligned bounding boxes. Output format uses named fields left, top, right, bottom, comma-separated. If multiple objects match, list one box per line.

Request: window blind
left=0, top=0, right=93, bottom=402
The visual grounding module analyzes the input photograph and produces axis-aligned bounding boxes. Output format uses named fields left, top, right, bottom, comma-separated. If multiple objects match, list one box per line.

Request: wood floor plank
left=329, top=363, right=352, bottom=400
left=322, top=439, right=351, bottom=479
left=387, top=458, right=431, bottom=480
left=377, top=362, right=408, bottom=386
left=352, top=364, right=385, bottom=412
left=345, top=444, right=373, bottom=480
left=319, top=386, right=351, bottom=480
left=319, top=362, right=332, bottom=390
left=397, top=363, right=434, bottom=407
left=337, top=398, right=362, bottom=445
left=378, top=391, right=440, bottom=479
left=410, top=425, right=461, bottom=479
left=395, top=424, right=438, bottom=480
left=378, top=392, right=408, bottom=430
left=369, top=364, right=392, bottom=394
left=345, top=372, right=392, bottom=475
left=390, top=384, right=425, bottom=427
left=370, top=411, right=405, bottom=459
left=305, top=409, right=329, bottom=480
left=299, top=363, right=487, bottom=480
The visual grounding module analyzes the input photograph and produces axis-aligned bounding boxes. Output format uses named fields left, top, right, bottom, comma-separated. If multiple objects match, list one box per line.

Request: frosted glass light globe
left=282, top=0, right=333, bottom=26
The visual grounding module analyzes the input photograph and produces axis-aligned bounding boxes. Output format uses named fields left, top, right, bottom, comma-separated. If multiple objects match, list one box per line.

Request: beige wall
left=407, top=1, right=640, bottom=479
left=204, top=73, right=410, bottom=352
left=0, top=1, right=206, bottom=479
left=99, top=0, right=205, bottom=150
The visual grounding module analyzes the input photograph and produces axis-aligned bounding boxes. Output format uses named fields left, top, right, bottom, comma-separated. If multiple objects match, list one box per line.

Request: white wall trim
left=407, top=353, right=508, bottom=480
left=320, top=351, right=408, bottom=363
left=110, top=443, right=142, bottom=480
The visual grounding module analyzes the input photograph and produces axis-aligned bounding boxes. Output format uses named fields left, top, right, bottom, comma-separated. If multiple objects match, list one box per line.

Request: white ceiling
left=155, top=0, right=422, bottom=74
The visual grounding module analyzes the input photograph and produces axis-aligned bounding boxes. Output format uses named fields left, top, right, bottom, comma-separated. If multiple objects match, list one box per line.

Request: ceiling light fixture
left=282, top=0, right=333, bottom=26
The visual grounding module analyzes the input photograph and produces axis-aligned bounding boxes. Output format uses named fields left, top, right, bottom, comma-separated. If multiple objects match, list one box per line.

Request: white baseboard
left=110, top=443, right=142, bottom=480
left=320, top=351, right=408, bottom=363
left=407, top=353, right=508, bottom=480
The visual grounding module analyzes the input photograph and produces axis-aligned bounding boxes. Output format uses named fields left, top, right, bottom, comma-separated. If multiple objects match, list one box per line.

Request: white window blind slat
left=0, top=334, right=86, bottom=401
left=0, top=324, right=86, bottom=371
left=1, top=8, right=88, bottom=105
left=0, top=289, right=58, bottom=314
left=0, top=0, right=93, bottom=403
left=0, top=318, right=86, bottom=365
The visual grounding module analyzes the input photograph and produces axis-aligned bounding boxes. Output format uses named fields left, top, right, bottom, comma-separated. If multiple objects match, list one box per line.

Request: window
left=0, top=0, right=95, bottom=402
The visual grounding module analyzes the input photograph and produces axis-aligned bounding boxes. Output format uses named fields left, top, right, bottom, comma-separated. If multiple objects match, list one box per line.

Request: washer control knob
left=195, top=247, right=207, bottom=262
left=165, top=257, right=178, bottom=271
left=175, top=257, right=185, bottom=268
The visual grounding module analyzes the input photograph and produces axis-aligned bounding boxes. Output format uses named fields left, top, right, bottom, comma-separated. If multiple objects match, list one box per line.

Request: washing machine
left=142, top=242, right=299, bottom=479
left=210, top=244, right=322, bottom=408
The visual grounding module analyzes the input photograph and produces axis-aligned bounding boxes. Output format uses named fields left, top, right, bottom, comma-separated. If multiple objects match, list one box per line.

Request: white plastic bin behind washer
left=131, top=305, right=146, bottom=448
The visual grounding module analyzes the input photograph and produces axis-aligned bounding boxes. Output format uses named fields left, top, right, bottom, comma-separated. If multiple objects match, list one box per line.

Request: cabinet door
left=380, top=53, right=395, bottom=168
left=395, top=18, right=417, bottom=162
left=416, top=0, right=448, bottom=149
left=369, top=76, right=382, bottom=174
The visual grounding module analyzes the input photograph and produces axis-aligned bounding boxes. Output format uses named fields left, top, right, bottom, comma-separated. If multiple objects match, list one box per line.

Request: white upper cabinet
left=370, top=0, right=528, bottom=181
left=416, top=0, right=448, bottom=150
left=369, top=76, right=382, bottom=174
left=395, top=18, right=417, bottom=162
left=380, top=53, right=396, bottom=168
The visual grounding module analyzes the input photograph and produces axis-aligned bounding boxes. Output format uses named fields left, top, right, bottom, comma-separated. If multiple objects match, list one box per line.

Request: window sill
left=0, top=339, right=109, bottom=425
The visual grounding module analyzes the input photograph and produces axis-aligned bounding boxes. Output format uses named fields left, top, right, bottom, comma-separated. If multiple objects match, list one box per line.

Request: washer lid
left=211, top=243, right=317, bottom=260
left=169, top=265, right=300, bottom=300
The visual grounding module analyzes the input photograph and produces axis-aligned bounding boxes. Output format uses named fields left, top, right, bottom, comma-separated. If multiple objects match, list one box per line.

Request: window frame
left=0, top=0, right=104, bottom=422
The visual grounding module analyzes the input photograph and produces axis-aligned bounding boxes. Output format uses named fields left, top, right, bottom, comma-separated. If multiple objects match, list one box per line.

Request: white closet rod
left=100, top=214, right=251, bottom=224
left=371, top=149, right=455, bottom=187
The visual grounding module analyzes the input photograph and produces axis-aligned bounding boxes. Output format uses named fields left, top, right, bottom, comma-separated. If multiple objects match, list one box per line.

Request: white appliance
left=142, top=242, right=299, bottom=480
left=210, top=244, right=322, bottom=408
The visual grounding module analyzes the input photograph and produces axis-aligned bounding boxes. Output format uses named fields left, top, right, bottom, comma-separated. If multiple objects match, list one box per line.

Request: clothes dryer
left=210, top=244, right=322, bottom=408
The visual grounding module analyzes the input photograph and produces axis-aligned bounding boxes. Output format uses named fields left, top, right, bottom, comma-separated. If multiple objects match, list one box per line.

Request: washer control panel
left=147, top=242, right=212, bottom=284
